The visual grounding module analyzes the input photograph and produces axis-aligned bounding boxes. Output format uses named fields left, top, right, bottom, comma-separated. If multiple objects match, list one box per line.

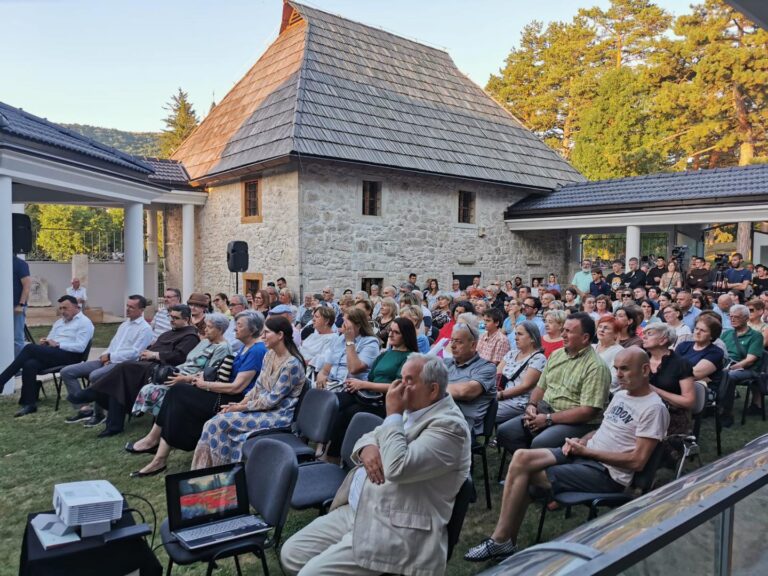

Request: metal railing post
left=715, top=505, right=734, bottom=576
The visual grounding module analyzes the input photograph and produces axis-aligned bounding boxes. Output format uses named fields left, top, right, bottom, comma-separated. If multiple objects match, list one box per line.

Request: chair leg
left=536, top=504, right=547, bottom=543
left=234, top=555, right=243, bottom=576
left=165, top=559, right=173, bottom=576
left=715, top=408, right=722, bottom=456
left=741, top=385, right=750, bottom=426
left=497, top=450, right=508, bottom=483
left=259, top=549, right=270, bottom=576
left=206, top=561, right=216, bottom=576
left=53, top=373, right=61, bottom=411
left=482, top=451, right=491, bottom=510
left=588, top=505, right=599, bottom=521
left=676, top=445, right=691, bottom=479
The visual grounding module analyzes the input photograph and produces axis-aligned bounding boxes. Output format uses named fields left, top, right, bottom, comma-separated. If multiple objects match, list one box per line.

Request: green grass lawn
left=29, top=323, right=119, bottom=349
left=2, top=329, right=766, bottom=575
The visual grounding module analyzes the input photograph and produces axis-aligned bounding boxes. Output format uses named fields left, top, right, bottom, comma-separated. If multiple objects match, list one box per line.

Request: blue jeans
left=14, top=308, right=26, bottom=357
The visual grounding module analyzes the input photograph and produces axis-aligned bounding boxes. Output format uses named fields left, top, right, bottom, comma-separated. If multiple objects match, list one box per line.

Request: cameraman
left=686, top=256, right=711, bottom=291
left=723, top=253, right=752, bottom=303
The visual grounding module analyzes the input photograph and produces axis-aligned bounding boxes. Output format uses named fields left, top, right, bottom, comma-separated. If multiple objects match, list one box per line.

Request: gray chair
left=290, top=412, right=383, bottom=513
left=38, top=339, right=93, bottom=411
left=242, top=387, right=338, bottom=462
left=669, top=380, right=707, bottom=479
left=160, top=438, right=299, bottom=576
left=739, top=351, right=768, bottom=425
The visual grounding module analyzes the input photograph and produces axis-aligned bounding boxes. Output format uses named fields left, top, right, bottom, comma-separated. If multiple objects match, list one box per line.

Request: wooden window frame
left=458, top=190, right=476, bottom=224
left=243, top=272, right=263, bottom=297
left=362, top=180, right=382, bottom=217
left=241, top=179, right=262, bottom=223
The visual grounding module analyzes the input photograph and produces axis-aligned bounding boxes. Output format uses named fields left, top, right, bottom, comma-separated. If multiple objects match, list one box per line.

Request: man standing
left=606, top=259, right=626, bottom=301
left=589, top=268, right=611, bottom=298
left=720, top=304, right=763, bottom=427
left=570, top=259, right=593, bottom=300
left=66, top=278, right=87, bottom=308
left=13, top=254, right=31, bottom=357
left=496, top=313, right=610, bottom=457
left=646, top=256, right=667, bottom=289
left=408, top=272, right=420, bottom=291
left=3, top=295, right=94, bottom=417
left=675, top=290, right=701, bottom=331
left=444, top=323, right=498, bottom=437
left=624, top=257, right=647, bottom=291
left=686, top=257, right=711, bottom=291
left=465, top=347, right=668, bottom=562
left=150, top=288, right=181, bottom=339
left=724, top=253, right=752, bottom=302
left=281, top=355, right=471, bottom=576
left=61, top=295, right=153, bottom=426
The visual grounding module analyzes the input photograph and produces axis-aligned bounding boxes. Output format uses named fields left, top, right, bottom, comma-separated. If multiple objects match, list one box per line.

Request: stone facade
left=164, top=159, right=569, bottom=297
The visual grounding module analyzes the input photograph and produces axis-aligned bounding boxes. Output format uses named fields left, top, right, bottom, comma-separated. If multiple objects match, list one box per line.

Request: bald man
left=465, top=348, right=670, bottom=563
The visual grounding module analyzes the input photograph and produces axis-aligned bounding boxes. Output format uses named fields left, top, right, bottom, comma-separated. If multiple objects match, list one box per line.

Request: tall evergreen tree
left=159, top=88, right=199, bottom=158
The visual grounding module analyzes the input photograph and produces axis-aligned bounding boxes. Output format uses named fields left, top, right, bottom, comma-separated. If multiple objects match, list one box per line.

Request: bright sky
left=1, top=0, right=694, bottom=132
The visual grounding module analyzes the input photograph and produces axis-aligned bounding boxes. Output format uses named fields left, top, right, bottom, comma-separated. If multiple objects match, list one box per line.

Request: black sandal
left=124, top=442, right=158, bottom=455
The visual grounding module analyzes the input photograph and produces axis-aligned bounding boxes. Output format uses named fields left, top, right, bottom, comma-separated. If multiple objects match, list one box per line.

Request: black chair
left=290, top=412, right=383, bottom=514
left=242, top=386, right=337, bottom=462
left=160, top=438, right=299, bottom=576
left=38, top=339, right=93, bottom=411
left=534, top=441, right=666, bottom=543
left=739, top=351, right=768, bottom=425
left=446, top=478, right=474, bottom=560
left=471, top=397, right=498, bottom=509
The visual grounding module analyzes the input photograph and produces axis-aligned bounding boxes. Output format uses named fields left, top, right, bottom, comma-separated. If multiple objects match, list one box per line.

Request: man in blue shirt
left=570, top=259, right=593, bottom=300
left=724, top=253, right=752, bottom=303
left=675, top=290, right=701, bottom=331
left=13, top=255, right=31, bottom=357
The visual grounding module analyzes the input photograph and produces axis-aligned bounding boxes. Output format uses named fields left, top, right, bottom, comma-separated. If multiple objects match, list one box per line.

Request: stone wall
left=297, top=160, right=568, bottom=294
left=163, top=204, right=183, bottom=292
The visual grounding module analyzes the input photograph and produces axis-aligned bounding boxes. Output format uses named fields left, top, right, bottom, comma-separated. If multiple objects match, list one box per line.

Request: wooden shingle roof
left=174, top=1, right=583, bottom=189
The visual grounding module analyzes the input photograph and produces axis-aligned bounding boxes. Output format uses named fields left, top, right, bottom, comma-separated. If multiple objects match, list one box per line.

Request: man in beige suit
left=280, top=354, right=472, bottom=576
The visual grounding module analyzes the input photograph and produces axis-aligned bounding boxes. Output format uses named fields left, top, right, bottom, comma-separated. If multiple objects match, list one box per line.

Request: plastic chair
left=471, top=397, right=498, bottom=509
left=534, top=441, right=666, bottom=543
left=242, top=385, right=336, bottom=462
left=160, top=438, right=298, bottom=576
left=290, top=412, right=383, bottom=513
left=38, top=339, right=93, bottom=411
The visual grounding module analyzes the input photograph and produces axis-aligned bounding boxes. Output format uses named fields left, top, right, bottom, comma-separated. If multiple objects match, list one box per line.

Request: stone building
left=166, top=1, right=583, bottom=297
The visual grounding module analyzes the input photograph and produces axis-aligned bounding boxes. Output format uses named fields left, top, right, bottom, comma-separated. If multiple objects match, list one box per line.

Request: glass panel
left=732, top=484, right=768, bottom=575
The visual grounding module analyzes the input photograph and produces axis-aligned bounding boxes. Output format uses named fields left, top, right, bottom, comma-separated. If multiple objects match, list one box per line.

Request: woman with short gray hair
left=495, top=321, right=546, bottom=424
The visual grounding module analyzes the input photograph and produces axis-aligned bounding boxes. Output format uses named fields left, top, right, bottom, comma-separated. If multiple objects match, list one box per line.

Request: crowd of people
left=3, top=256, right=768, bottom=572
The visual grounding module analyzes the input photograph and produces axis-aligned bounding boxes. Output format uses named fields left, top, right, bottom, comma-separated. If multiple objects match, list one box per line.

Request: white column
left=146, top=207, right=158, bottom=264
left=626, top=225, right=641, bottom=262
left=1, top=177, right=15, bottom=394
left=182, top=204, right=195, bottom=300
left=124, top=202, right=145, bottom=301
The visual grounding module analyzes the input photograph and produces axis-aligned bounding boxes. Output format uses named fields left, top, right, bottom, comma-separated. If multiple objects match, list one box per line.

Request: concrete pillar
left=124, top=202, right=145, bottom=301
left=626, top=225, right=641, bottom=262
left=146, top=207, right=158, bottom=264
left=1, top=178, right=15, bottom=394
left=182, top=204, right=195, bottom=300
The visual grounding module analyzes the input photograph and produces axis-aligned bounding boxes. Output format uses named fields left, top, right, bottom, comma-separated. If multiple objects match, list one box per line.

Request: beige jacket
left=330, top=394, right=471, bottom=576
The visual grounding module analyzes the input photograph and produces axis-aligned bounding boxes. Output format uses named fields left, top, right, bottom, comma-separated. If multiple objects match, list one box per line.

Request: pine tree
left=159, top=88, right=199, bottom=158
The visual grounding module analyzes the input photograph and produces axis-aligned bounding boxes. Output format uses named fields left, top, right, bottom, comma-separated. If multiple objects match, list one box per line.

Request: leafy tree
left=159, top=88, right=199, bottom=158
left=31, top=206, right=125, bottom=261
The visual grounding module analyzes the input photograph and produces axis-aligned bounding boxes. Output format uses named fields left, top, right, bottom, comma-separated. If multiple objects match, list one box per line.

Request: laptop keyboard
left=178, top=516, right=265, bottom=542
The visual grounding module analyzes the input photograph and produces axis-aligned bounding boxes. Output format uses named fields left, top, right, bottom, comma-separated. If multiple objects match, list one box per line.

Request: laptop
left=165, top=463, right=270, bottom=550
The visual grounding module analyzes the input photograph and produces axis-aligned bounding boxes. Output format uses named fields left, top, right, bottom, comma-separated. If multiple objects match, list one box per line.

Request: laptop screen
left=166, top=463, right=250, bottom=531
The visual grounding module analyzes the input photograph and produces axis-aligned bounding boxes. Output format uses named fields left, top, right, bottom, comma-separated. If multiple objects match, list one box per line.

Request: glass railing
left=478, top=433, right=768, bottom=576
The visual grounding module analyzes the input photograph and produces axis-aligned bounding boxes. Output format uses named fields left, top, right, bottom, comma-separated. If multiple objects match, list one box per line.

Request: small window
left=361, top=277, right=383, bottom=293
left=362, top=181, right=382, bottom=216
left=241, top=180, right=262, bottom=223
left=243, top=273, right=263, bottom=297
left=458, top=190, right=475, bottom=224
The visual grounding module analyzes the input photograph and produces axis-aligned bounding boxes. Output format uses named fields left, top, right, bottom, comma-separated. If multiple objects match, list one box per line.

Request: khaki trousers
left=280, top=505, right=381, bottom=576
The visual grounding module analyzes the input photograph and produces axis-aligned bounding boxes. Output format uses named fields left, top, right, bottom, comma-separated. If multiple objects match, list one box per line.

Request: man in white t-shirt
left=465, top=347, right=669, bottom=563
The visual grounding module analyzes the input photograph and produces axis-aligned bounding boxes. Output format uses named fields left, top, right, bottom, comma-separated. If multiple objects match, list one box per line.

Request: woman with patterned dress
left=192, top=315, right=306, bottom=469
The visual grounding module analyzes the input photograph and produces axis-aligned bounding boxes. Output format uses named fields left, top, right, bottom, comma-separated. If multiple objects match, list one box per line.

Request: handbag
left=500, top=351, right=541, bottom=390
left=149, top=363, right=178, bottom=384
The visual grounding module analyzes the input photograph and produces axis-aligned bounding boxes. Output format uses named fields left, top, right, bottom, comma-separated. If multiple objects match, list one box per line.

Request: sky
left=1, top=0, right=695, bottom=132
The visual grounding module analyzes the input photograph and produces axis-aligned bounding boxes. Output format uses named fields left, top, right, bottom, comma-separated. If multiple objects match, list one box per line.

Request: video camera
left=713, top=253, right=730, bottom=270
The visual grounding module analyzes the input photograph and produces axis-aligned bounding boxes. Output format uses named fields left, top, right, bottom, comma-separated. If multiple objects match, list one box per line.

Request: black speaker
left=227, top=241, right=248, bottom=273
left=13, top=213, right=32, bottom=254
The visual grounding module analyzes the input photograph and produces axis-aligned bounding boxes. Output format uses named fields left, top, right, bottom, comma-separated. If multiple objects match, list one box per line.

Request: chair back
left=631, top=441, right=666, bottom=493
left=81, top=339, right=93, bottom=362
left=692, top=381, right=707, bottom=416
left=446, top=478, right=473, bottom=560
left=481, top=397, right=498, bottom=443
left=341, top=412, right=383, bottom=469
left=295, top=388, right=339, bottom=443
left=290, top=378, right=311, bottom=424
left=245, top=438, right=299, bottom=543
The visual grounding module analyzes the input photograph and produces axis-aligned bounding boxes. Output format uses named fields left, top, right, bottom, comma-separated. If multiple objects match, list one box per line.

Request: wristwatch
left=345, top=341, right=355, bottom=347
left=545, top=414, right=553, bottom=427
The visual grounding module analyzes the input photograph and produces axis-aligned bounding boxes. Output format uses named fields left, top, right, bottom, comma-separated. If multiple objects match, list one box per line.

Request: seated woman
left=315, top=308, right=381, bottom=389
left=399, top=305, right=430, bottom=353
left=675, top=314, right=724, bottom=385
left=374, top=297, right=398, bottom=347
left=431, top=293, right=453, bottom=331
left=563, top=286, right=579, bottom=309
left=747, top=298, right=768, bottom=347
left=595, top=294, right=613, bottom=318
left=583, top=295, right=599, bottom=320
left=496, top=321, right=545, bottom=425
left=191, top=316, right=306, bottom=469
left=615, top=304, right=644, bottom=348
left=213, top=293, right=232, bottom=318
left=593, top=316, right=624, bottom=394
left=325, top=317, right=419, bottom=463
left=252, top=289, right=271, bottom=315
left=541, top=310, right=566, bottom=358
left=642, top=323, right=696, bottom=435
left=131, top=313, right=232, bottom=418
left=545, top=273, right=561, bottom=293
left=663, top=303, right=692, bottom=338
left=125, top=311, right=267, bottom=473
left=660, top=261, right=683, bottom=292
left=639, top=298, right=659, bottom=329
left=436, top=300, right=475, bottom=344
left=298, top=305, right=337, bottom=374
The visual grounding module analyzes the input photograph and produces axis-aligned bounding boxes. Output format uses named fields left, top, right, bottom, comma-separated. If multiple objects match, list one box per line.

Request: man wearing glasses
left=223, top=294, right=248, bottom=352
left=720, top=304, right=763, bottom=427
left=521, top=297, right=545, bottom=334
left=150, top=288, right=181, bottom=340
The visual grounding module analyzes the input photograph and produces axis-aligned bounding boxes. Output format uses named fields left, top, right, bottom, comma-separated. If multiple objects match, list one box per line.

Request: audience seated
left=436, top=300, right=474, bottom=344
left=465, top=347, right=669, bottom=562
left=662, top=304, right=692, bottom=338
left=2, top=295, right=94, bottom=417
left=495, top=313, right=610, bottom=458
left=496, top=322, right=546, bottom=425
left=61, top=295, right=153, bottom=425
left=431, top=293, right=454, bottom=331
left=316, top=308, right=380, bottom=389
left=298, top=306, right=337, bottom=373
left=326, top=317, right=419, bottom=462
left=398, top=305, right=430, bottom=353
left=593, top=316, right=623, bottom=394
left=374, top=296, right=398, bottom=347
left=125, top=311, right=266, bottom=475
left=541, top=310, right=566, bottom=358
left=281, top=355, right=471, bottom=576
left=615, top=304, right=644, bottom=348
left=223, top=294, right=247, bottom=352
left=186, top=293, right=209, bottom=337
left=444, top=323, right=497, bottom=436
left=192, top=316, right=306, bottom=469
left=720, top=304, right=763, bottom=427
left=149, top=288, right=180, bottom=339
left=212, top=292, right=232, bottom=319
left=674, top=315, right=724, bottom=386
left=477, top=307, right=511, bottom=366
left=67, top=305, right=203, bottom=437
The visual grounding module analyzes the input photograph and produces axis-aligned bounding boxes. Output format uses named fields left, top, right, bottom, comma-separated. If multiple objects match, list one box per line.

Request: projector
left=53, top=480, right=123, bottom=537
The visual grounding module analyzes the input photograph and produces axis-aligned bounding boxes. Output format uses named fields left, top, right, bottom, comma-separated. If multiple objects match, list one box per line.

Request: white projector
left=53, top=480, right=123, bottom=537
